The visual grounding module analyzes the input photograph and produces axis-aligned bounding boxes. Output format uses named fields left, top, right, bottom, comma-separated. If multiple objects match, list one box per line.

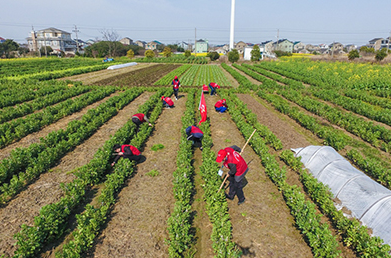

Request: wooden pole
left=218, top=129, right=256, bottom=193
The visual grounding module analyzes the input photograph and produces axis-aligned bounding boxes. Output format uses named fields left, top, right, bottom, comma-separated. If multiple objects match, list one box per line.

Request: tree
left=40, top=46, right=53, bottom=56
left=156, top=44, right=165, bottom=52
left=184, top=50, right=191, bottom=57
left=100, top=29, right=120, bottom=56
left=0, top=39, right=19, bottom=58
left=145, top=49, right=155, bottom=58
left=228, top=49, right=239, bottom=63
left=162, top=46, right=172, bottom=57
left=375, top=48, right=388, bottom=62
left=251, top=45, right=261, bottom=61
left=207, top=51, right=220, bottom=61
left=359, top=46, right=375, bottom=54
left=84, top=41, right=128, bottom=58
left=348, top=49, right=360, bottom=60
left=127, top=49, right=134, bottom=59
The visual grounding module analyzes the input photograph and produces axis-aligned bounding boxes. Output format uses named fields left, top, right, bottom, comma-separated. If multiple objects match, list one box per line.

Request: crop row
left=0, top=89, right=143, bottom=205
left=166, top=89, right=196, bottom=257
left=0, top=87, right=115, bottom=149
left=225, top=92, right=341, bottom=257
left=0, top=85, right=90, bottom=124
left=154, top=64, right=191, bottom=85
left=13, top=89, right=167, bottom=257
left=134, top=55, right=208, bottom=64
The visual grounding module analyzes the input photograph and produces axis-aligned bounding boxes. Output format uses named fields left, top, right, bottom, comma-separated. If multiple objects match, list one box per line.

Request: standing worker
left=111, top=144, right=141, bottom=166
left=216, top=145, right=248, bottom=205
left=186, top=125, right=204, bottom=150
left=209, top=82, right=220, bottom=96
left=172, top=76, right=180, bottom=100
left=161, top=96, right=175, bottom=108
left=132, top=113, right=152, bottom=132
left=214, top=99, right=228, bottom=113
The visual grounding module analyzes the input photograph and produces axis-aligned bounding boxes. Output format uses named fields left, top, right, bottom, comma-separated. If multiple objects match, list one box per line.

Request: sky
left=1, top=0, right=391, bottom=47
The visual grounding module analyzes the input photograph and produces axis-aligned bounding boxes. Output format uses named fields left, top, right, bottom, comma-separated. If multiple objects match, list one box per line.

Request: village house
left=273, top=39, right=294, bottom=53
left=26, top=27, right=77, bottom=54
left=120, top=37, right=133, bottom=45
left=146, top=40, right=163, bottom=50
left=134, top=40, right=147, bottom=48
left=195, top=39, right=208, bottom=53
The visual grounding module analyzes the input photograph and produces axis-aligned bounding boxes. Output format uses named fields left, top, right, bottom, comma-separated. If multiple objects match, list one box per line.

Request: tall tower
left=229, top=0, right=235, bottom=50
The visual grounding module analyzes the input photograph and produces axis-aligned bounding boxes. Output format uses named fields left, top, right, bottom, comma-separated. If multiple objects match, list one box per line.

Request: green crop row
left=280, top=150, right=391, bottom=257
left=227, top=98, right=340, bottom=257
left=166, top=89, right=196, bottom=257
left=13, top=89, right=167, bottom=258
left=154, top=64, right=191, bottom=86
left=0, top=87, right=115, bottom=149
left=0, top=89, right=143, bottom=205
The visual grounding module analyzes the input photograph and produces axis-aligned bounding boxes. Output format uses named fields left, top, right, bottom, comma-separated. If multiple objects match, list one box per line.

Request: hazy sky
left=1, top=0, right=390, bottom=46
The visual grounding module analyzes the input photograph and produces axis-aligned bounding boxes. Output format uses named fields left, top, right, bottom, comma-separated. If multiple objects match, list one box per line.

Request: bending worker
left=202, top=84, right=209, bottom=93
left=172, top=75, right=180, bottom=100
left=132, top=113, right=152, bottom=132
left=216, top=145, right=248, bottom=205
left=161, top=96, right=174, bottom=108
left=215, top=99, right=228, bottom=113
left=111, top=144, right=141, bottom=166
left=209, top=82, right=220, bottom=96
left=186, top=125, right=204, bottom=150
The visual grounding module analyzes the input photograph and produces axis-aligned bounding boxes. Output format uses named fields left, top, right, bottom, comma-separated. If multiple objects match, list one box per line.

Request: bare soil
left=89, top=94, right=187, bottom=258
left=0, top=92, right=154, bottom=257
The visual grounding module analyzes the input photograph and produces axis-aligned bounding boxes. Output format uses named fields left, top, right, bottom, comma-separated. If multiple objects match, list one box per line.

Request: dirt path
left=89, top=94, right=187, bottom=258
left=0, top=92, right=153, bottom=257
left=206, top=94, right=313, bottom=257
left=59, top=63, right=158, bottom=85
left=0, top=92, right=118, bottom=161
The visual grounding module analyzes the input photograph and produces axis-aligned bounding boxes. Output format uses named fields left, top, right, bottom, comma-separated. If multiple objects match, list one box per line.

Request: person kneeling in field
left=215, top=99, right=228, bottom=113
left=209, top=82, right=220, bottom=96
left=216, top=145, right=248, bottom=205
left=161, top=96, right=174, bottom=108
left=186, top=125, right=204, bottom=150
left=132, top=113, right=152, bottom=133
left=111, top=144, right=141, bottom=166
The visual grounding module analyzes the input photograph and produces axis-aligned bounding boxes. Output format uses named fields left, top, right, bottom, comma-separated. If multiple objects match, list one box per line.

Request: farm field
left=0, top=58, right=390, bottom=257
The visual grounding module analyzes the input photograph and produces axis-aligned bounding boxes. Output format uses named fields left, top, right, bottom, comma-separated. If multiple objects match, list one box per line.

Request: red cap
left=161, top=96, right=165, bottom=100
left=222, top=99, right=226, bottom=103
left=174, top=76, right=178, bottom=79
left=216, top=149, right=227, bottom=163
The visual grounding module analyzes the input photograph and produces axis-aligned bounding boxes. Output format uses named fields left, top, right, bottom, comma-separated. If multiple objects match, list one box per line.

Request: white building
left=27, top=27, right=77, bottom=54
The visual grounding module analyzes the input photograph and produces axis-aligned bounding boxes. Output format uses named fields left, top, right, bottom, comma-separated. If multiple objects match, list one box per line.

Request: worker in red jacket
left=111, top=144, right=141, bottom=166
left=186, top=125, right=204, bottom=150
left=132, top=113, right=152, bottom=132
left=161, top=96, right=174, bottom=108
left=216, top=145, right=248, bottom=205
left=172, top=76, right=180, bottom=100
left=202, top=84, right=209, bottom=93
left=209, top=82, right=220, bottom=96
left=215, top=99, right=228, bottom=113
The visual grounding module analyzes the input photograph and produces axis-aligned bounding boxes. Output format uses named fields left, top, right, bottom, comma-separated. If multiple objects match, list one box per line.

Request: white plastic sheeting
left=292, top=145, right=391, bottom=246
left=107, top=62, right=138, bottom=70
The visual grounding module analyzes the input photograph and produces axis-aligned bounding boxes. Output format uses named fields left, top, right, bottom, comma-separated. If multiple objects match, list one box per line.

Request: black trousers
left=187, top=135, right=202, bottom=147
left=173, top=89, right=178, bottom=98
left=124, top=155, right=142, bottom=163
left=132, top=117, right=142, bottom=132
left=227, top=175, right=245, bottom=202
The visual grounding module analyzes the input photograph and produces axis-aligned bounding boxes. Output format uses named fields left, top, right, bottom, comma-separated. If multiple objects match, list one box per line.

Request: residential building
left=329, top=42, right=344, bottom=52
left=380, top=37, right=391, bottom=50
left=26, top=27, right=77, bottom=54
left=177, top=41, right=191, bottom=51
left=293, top=41, right=306, bottom=53
left=195, top=39, right=208, bottom=53
left=235, top=41, right=247, bottom=55
left=120, top=37, right=133, bottom=45
left=135, top=40, right=147, bottom=48
left=273, top=39, right=294, bottom=53
left=86, top=39, right=96, bottom=45
left=0, top=37, right=5, bottom=43
left=367, top=38, right=383, bottom=51
left=214, top=47, right=227, bottom=55
left=146, top=40, right=163, bottom=50
left=345, top=44, right=357, bottom=52
left=260, top=40, right=273, bottom=55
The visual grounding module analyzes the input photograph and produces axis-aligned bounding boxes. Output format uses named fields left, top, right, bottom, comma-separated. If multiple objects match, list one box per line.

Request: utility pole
left=387, top=31, right=391, bottom=53
left=195, top=28, right=197, bottom=57
left=73, top=25, right=80, bottom=53
left=43, top=31, right=48, bottom=57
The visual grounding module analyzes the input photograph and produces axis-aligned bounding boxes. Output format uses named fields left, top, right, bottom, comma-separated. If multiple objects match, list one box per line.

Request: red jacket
left=210, top=82, right=220, bottom=89
left=121, top=144, right=140, bottom=156
left=223, top=147, right=247, bottom=176
left=172, top=79, right=180, bottom=89
left=202, top=84, right=209, bottom=91
left=215, top=100, right=227, bottom=108
left=132, top=113, right=146, bottom=122
left=163, top=97, right=174, bottom=106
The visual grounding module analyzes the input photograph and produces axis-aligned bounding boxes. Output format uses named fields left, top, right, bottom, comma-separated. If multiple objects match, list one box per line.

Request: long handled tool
left=218, top=129, right=257, bottom=193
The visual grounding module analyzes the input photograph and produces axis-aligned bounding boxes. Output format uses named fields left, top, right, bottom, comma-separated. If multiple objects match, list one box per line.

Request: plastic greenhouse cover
left=107, top=62, right=138, bottom=70
left=292, top=145, right=391, bottom=247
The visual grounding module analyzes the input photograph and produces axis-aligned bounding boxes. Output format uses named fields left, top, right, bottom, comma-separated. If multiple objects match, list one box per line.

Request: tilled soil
left=89, top=94, right=187, bottom=258
left=206, top=94, right=313, bottom=257
left=0, top=92, right=154, bottom=257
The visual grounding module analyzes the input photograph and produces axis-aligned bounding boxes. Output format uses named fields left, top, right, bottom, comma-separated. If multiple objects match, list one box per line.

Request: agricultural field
left=0, top=58, right=390, bottom=258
